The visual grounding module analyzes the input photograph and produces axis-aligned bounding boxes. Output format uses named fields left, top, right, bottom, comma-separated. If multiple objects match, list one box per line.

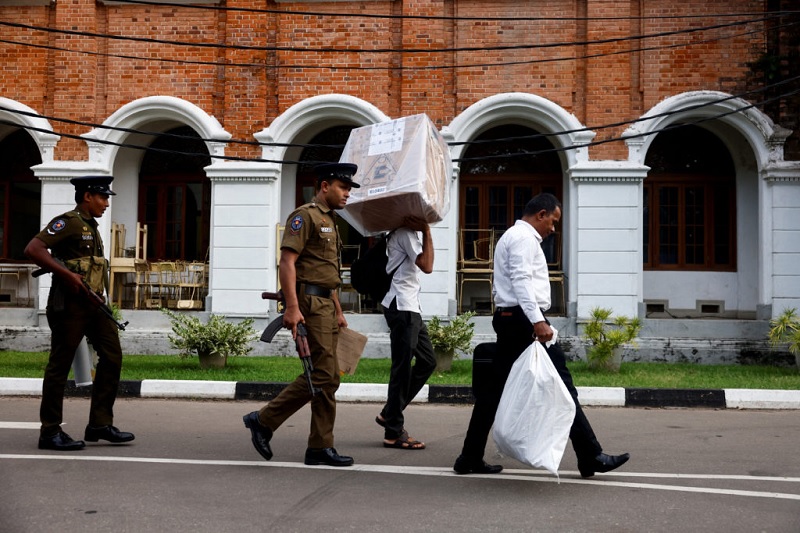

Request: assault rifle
left=261, top=290, right=319, bottom=396
left=32, top=263, right=129, bottom=331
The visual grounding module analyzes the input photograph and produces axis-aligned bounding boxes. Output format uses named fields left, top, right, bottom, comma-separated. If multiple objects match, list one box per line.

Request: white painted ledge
left=139, top=380, right=237, bottom=399
left=577, top=386, right=627, bottom=407
left=724, top=388, right=800, bottom=410
left=0, top=378, right=43, bottom=395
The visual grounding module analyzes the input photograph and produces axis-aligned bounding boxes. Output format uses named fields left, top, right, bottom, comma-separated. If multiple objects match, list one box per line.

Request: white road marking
left=0, top=422, right=40, bottom=429
left=1, top=454, right=798, bottom=501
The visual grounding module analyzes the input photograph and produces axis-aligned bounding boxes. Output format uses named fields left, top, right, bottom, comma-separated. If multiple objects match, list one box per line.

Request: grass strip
left=1, top=351, right=798, bottom=390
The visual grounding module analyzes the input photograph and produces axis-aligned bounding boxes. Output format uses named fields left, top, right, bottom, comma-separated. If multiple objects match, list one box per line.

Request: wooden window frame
left=459, top=173, right=561, bottom=231
left=138, top=173, right=210, bottom=261
left=643, top=174, right=736, bottom=272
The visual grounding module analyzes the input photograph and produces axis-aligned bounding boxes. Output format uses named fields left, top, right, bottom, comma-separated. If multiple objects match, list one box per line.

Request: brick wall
left=0, top=0, right=783, bottom=162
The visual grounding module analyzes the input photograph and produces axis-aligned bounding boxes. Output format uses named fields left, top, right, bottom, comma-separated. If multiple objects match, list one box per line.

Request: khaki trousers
left=259, top=294, right=340, bottom=449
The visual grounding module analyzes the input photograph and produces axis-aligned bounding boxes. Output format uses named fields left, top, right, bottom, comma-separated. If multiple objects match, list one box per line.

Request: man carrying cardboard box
left=375, top=216, right=437, bottom=450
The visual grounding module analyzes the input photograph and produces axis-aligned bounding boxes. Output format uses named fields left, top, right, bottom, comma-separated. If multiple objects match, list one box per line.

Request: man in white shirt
left=454, top=193, right=630, bottom=477
left=376, top=216, right=437, bottom=450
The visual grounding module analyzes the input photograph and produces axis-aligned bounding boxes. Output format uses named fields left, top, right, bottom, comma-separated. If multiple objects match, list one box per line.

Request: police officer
left=243, top=163, right=358, bottom=467
left=24, top=175, right=135, bottom=451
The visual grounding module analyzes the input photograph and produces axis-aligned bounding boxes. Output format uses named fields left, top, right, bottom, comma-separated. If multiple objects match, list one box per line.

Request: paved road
left=1, top=397, right=798, bottom=532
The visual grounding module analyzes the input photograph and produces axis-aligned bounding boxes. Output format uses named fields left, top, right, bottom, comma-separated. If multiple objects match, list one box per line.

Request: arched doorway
left=0, top=129, right=42, bottom=260
left=643, top=124, right=738, bottom=318
left=138, top=126, right=211, bottom=261
left=458, top=124, right=563, bottom=313
left=0, top=129, right=42, bottom=307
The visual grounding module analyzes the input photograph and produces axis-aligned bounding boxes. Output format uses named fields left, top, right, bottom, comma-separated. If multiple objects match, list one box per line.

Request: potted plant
left=427, top=311, right=476, bottom=372
left=767, top=308, right=800, bottom=370
left=582, top=307, right=642, bottom=372
left=161, top=308, right=259, bottom=369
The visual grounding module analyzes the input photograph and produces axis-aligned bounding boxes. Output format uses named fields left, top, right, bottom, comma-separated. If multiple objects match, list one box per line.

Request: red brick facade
left=2, top=0, right=795, bottom=161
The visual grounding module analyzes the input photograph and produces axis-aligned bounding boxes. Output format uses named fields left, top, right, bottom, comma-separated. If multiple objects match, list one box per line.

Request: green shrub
left=160, top=308, right=258, bottom=360
left=583, top=307, right=641, bottom=370
left=427, top=311, right=476, bottom=357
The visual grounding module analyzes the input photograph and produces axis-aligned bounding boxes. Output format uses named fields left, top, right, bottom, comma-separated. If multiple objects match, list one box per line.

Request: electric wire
left=4, top=18, right=794, bottom=72
left=100, top=0, right=800, bottom=23
left=2, top=82, right=797, bottom=165
left=2, top=73, right=797, bottom=152
left=0, top=14, right=784, bottom=55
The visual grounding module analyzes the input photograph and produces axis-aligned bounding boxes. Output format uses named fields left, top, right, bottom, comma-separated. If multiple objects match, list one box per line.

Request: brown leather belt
left=298, top=282, right=332, bottom=299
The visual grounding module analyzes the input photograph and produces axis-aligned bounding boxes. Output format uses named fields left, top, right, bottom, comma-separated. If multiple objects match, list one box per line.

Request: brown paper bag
left=337, top=327, right=368, bottom=375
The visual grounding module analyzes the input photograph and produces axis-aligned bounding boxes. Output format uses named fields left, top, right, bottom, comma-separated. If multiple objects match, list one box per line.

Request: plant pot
left=198, top=349, right=226, bottom=369
left=588, top=346, right=623, bottom=372
left=434, top=348, right=455, bottom=373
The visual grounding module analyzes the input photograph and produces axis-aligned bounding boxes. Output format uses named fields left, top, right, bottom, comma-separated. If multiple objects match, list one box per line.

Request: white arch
left=254, top=94, right=391, bottom=223
left=81, top=96, right=231, bottom=170
left=443, top=92, right=595, bottom=170
left=623, top=91, right=790, bottom=168
left=255, top=93, right=390, bottom=164
left=0, top=98, right=60, bottom=162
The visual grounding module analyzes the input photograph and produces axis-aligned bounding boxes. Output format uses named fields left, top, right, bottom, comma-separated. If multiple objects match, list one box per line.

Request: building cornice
left=568, top=161, right=650, bottom=183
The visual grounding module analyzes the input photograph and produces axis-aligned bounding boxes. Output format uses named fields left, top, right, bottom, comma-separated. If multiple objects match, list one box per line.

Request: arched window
left=138, top=126, right=211, bottom=261
left=459, top=125, right=562, bottom=264
left=296, top=125, right=359, bottom=244
left=643, top=125, right=736, bottom=271
left=0, top=129, right=41, bottom=260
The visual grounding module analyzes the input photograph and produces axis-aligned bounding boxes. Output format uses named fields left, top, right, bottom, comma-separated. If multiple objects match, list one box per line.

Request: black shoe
left=84, top=425, right=135, bottom=443
left=578, top=452, right=630, bottom=478
left=38, top=431, right=86, bottom=451
left=243, top=411, right=273, bottom=461
left=304, top=447, right=354, bottom=467
left=453, top=455, right=503, bottom=475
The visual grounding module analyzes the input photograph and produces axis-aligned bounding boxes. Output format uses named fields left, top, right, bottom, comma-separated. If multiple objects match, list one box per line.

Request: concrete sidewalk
left=1, top=377, right=799, bottom=409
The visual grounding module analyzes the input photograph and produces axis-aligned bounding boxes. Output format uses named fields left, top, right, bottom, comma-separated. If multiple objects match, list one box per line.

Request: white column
left=568, top=162, right=649, bottom=319
left=205, top=162, right=279, bottom=315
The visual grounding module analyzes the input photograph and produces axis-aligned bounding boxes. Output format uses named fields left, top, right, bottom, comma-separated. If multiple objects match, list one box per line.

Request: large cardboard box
left=339, top=114, right=451, bottom=236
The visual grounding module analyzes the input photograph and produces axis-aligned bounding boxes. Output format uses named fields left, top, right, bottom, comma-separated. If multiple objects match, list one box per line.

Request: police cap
left=70, top=175, right=117, bottom=196
left=314, top=163, right=360, bottom=188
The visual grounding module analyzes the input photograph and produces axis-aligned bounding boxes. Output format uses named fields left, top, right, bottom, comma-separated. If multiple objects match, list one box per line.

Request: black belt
left=298, top=282, right=332, bottom=299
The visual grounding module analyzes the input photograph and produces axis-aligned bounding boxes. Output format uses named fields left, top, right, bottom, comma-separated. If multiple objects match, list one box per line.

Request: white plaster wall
left=418, top=222, right=455, bottom=317
left=575, top=180, right=641, bottom=318
left=209, top=178, right=275, bottom=315
left=772, top=181, right=800, bottom=314
left=735, top=168, right=759, bottom=312
left=643, top=271, right=738, bottom=312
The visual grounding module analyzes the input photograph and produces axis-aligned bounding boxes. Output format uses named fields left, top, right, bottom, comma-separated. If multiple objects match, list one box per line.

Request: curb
left=1, top=378, right=799, bottom=409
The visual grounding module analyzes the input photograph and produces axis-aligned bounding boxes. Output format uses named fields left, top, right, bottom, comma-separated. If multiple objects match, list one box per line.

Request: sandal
left=383, top=430, right=425, bottom=450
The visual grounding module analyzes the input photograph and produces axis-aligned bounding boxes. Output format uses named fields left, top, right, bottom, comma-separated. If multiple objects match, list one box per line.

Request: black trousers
left=380, top=298, right=437, bottom=439
left=460, top=305, right=602, bottom=464
left=42, top=298, right=123, bottom=437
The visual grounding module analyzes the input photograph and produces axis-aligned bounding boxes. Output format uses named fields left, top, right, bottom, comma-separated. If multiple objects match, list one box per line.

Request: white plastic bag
left=72, top=337, right=94, bottom=387
left=492, top=340, right=576, bottom=476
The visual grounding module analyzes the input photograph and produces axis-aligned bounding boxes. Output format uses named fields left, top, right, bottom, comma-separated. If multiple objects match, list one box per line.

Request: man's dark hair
left=74, top=189, right=87, bottom=204
left=523, top=193, right=561, bottom=217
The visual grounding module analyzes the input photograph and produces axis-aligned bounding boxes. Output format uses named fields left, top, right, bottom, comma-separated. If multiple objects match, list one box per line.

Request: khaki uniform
left=34, top=209, right=123, bottom=437
left=258, top=201, right=343, bottom=449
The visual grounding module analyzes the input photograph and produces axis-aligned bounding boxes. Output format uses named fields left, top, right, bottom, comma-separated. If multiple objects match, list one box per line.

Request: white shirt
left=492, top=219, right=551, bottom=324
left=381, top=228, right=423, bottom=313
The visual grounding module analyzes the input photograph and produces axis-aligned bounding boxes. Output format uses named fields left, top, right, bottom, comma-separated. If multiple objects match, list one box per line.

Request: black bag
left=471, top=342, right=496, bottom=401
left=350, top=232, right=398, bottom=303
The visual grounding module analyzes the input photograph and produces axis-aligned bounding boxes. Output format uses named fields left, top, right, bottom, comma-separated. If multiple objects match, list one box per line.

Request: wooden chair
left=110, top=222, right=147, bottom=308
left=275, top=224, right=285, bottom=291
left=177, top=262, right=208, bottom=310
left=338, top=244, right=362, bottom=313
left=545, top=232, right=566, bottom=316
left=457, top=229, right=495, bottom=314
